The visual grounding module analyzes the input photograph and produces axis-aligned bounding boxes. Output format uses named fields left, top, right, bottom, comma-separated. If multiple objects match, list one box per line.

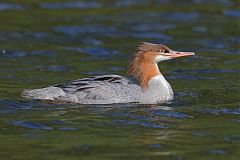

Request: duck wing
left=54, top=74, right=129, bottom=95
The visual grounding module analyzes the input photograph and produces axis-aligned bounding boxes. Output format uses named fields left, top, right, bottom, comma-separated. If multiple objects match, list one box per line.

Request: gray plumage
left=22, top=74, right=173, bottom=104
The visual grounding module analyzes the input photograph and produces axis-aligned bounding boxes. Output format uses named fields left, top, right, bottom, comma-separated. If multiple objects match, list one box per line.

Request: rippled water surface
left=0, top=0, right=239, bottom=160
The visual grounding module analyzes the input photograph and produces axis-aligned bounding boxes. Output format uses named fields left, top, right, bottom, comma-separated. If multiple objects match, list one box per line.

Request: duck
left=22, top=42, right=195, bottom=104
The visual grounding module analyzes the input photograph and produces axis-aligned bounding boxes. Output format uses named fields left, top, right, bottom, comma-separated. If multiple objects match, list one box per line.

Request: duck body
left=23, top=74, right=173, bottom=104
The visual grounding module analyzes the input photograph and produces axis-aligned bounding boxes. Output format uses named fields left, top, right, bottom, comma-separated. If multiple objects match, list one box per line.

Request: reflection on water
left=41, top=1, right=101, bottom=9
left=0, top=0, right=239, bottom=159
left=0, top=2, right=23, bottom=11
left=9, top=120, right=53, bottom=130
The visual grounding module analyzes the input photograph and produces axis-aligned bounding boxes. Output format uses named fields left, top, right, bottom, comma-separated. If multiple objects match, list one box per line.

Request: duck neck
left=139, top=62, right=160, bottom=91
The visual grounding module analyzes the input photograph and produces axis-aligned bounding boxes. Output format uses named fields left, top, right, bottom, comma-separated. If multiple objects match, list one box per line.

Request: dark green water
left=0, top=0, right=239, bottom=160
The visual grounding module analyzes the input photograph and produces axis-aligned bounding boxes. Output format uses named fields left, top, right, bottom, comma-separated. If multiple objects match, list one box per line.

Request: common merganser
left=22, top=42, right=195, bottom=104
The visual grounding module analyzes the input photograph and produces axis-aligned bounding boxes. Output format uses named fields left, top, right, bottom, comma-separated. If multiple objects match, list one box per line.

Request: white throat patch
left=155, top=55, right=171, bottom=62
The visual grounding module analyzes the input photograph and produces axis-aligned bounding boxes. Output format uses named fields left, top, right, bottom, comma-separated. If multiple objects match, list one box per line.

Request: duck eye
left=164, top=50, right=169, bottom=53
left=159, top=49, right=164, bottom=53
left=158, top=51, right=163, bottom=55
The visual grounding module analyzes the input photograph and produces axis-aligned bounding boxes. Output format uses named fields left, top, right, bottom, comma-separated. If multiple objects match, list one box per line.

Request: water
left=0, top=0, right=239, bottom=159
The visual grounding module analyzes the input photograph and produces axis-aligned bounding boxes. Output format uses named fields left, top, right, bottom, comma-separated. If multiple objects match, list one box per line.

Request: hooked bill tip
left=184, top=52, right=195, bottom=56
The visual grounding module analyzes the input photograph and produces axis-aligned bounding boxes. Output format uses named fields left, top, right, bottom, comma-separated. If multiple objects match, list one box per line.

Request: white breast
left=141, top=75, right=173, bottom=103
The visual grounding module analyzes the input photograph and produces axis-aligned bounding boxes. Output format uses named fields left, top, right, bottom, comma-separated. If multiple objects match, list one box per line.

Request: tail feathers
left=22, top=87, right=66, bottom=100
